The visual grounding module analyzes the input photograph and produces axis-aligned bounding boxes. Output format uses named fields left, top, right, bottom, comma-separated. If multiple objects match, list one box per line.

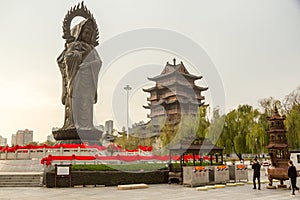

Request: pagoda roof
left=143, top=82, right=208, bottom=93
left=148, top=59, right=203, bottom=81
left=267, top=106, right=286, bottom=121
left=145, top=96, right=203, bottom=106
left=266, top=143, right=288, bottom=149
left=168, top=138, right=224, bottom=154
left=159, top=80, right=208, bottom=91
left=148, top=70, right=202, bottom=81
left=143, top=86, right=156, bottom=92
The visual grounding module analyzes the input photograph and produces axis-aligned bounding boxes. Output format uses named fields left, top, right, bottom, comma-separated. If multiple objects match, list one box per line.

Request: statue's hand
left=81, top=43, right=93, bottom=53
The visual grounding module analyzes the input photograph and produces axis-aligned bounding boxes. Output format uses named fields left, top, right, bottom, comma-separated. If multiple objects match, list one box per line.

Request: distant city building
left=105, top=120, right=113, bottom=135
left=47, top=134, right=55, bottom=142
left=12, top=129, right=33, bottom=146
left=11, top=134, right=16, bottom=146
left=0, top=135, right=7, bottom=146
left=95, top=125, right=104, bottom=132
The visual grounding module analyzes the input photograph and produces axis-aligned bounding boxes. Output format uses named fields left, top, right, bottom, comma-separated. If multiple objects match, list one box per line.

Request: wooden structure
left=167, top=138, right=224, bottom=184
left=266, top=106, right=290, bottom=188
left=168, top=138, right=224, bottom=166
left=143, top=58, right=208, bottom=127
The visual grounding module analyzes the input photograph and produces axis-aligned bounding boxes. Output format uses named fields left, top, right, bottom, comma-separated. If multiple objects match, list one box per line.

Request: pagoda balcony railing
left=269, top=139, right=288, bottom=144
left=160, top=91, right=191, bottom=98
left=160, top=92, right=202, bottom=99
left=167, top=109, right=181, bottom=115
left=147, top=113, right=165, bottom=118
left=160, top=92, right=175, bottom=98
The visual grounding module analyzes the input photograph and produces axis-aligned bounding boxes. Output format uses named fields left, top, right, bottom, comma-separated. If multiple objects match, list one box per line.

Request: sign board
left=54, top=164, right=72, bottom=187
left=57, top=166, right=70, bottom=176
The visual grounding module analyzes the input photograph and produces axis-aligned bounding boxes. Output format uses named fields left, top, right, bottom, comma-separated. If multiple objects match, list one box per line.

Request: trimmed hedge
left=45, top=170, right=169, bottom=187
left=71, top=164, right=168, bottom=171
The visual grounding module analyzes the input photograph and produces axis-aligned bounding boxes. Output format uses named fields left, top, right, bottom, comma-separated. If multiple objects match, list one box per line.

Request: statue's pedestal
left=52, top=128, right=102, bottom=144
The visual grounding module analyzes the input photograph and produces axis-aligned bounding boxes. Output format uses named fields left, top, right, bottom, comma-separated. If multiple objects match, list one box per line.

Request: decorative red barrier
left=40, top=154, right=178, bottom=166
left=40, top=154, right=214, bottom=166
left=0, top=144, right=153, bottom=153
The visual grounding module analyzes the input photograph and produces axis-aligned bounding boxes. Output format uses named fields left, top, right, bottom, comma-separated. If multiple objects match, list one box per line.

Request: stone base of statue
left=52, top=128, right=102, bottom=144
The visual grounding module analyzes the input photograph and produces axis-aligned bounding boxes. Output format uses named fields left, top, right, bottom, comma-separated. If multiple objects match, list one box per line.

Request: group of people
left=252, top=158, right=299, bottom=196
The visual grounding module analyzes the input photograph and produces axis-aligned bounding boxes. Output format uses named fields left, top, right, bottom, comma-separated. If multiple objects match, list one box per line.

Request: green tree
left=160, top=107, right=209, bottom=147
left=40, top=140, right=56, bottom=146
left=196, top=106, right=210, bottom=139
left=27, top=141, right=39, bottom=146
left=285, top=104, right=300, bottom=149
left=115, top=135, right=139, bottom=149
left=221, top=104, right=261, bottom=160
left=283, top=86, right=300, bottom=149
left=206, top=108, right=225, bottom=146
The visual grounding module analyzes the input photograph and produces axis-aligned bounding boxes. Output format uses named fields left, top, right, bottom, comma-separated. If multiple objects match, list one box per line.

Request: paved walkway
left=0, top=164, right=298, bottom=200
left=0, top=180, right=298, bottom=200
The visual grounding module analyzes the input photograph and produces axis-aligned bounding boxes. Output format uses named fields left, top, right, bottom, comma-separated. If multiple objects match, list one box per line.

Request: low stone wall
left=45, top=170, right=169, bottom=187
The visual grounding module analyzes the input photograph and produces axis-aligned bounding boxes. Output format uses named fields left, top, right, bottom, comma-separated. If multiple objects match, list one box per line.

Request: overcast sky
left=1, top=0, right=300, bottom=143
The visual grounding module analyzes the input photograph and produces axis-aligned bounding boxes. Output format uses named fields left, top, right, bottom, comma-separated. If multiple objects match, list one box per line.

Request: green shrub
left=71, top=163, right=168, bottom=171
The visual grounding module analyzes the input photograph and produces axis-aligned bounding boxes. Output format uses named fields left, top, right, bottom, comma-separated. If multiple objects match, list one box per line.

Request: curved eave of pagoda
left=148, top=71, right=203, bottom=81
left=148, top=98, right=204, bottom=107
left=148, top=113, right=166, bottom=118
left=143, top=86, right=156, bottom=92
left=196, top=96, right=205, bottom=100
left=268, top=117, right=286, bottom=121
left=194, top=85, right=208, bottom=92
left=266, top=144, right=288, bottom=149
left=160, top=92, right=205, bottom=100
left=160, top=80, right=193, bottom=88
left=268, top=129, right=287, bottom=133
left=143, top=105, right=150, bottom=109
left=267, top=115, right=286, bottom=121
left=165, top=99, right=198, bottom=104
left=158, top=80, right=207, bottom=91
left=149, top=99, right=166, bottom=106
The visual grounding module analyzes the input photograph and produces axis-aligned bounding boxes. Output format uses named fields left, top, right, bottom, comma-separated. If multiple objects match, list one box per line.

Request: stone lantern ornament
left=266, top=106, right=290, bottom=189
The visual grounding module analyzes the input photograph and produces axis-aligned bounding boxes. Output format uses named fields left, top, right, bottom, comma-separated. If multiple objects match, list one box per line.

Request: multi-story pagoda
left=143, top=58, right=208, bottom=127
left=266, top=106, right=290, bottom=188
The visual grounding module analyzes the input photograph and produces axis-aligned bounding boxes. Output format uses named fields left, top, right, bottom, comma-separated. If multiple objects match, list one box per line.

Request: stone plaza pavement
left=0, top=167, right=298, bottom=200
left=0, top=180, right=299, bottom=200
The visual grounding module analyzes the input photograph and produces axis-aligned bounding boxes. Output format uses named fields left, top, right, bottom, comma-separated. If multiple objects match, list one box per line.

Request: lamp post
left=124, top=85, right=132, bottom=139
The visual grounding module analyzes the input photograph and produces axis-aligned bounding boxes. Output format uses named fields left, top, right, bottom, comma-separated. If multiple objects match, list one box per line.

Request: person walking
left=252, top=158, right=261, bottom=190
left=288, top=160, right=299, bottom=196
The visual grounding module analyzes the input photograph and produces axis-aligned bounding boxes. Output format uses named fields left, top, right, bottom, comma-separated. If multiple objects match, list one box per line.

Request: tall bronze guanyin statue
left=52, top=2, right=102, bottom=144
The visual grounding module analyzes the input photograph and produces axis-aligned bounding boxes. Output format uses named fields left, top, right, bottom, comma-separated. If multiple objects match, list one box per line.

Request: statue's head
left=71, top=18, right=96, bottom=45
left=62, top=2, right=99, bottom=46
left=80, top=19, right=93, bottom=43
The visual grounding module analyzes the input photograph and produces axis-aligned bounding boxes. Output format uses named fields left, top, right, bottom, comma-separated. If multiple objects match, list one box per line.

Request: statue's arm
left=94, top=92, right=97, bottom=103
left=57, top=52, right=67, bottom=105
left=64, top=43, right=83, bottom=84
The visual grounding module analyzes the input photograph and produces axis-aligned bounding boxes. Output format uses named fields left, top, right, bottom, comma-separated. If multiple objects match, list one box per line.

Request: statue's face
left=81, top=22, right=93, bottom=43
